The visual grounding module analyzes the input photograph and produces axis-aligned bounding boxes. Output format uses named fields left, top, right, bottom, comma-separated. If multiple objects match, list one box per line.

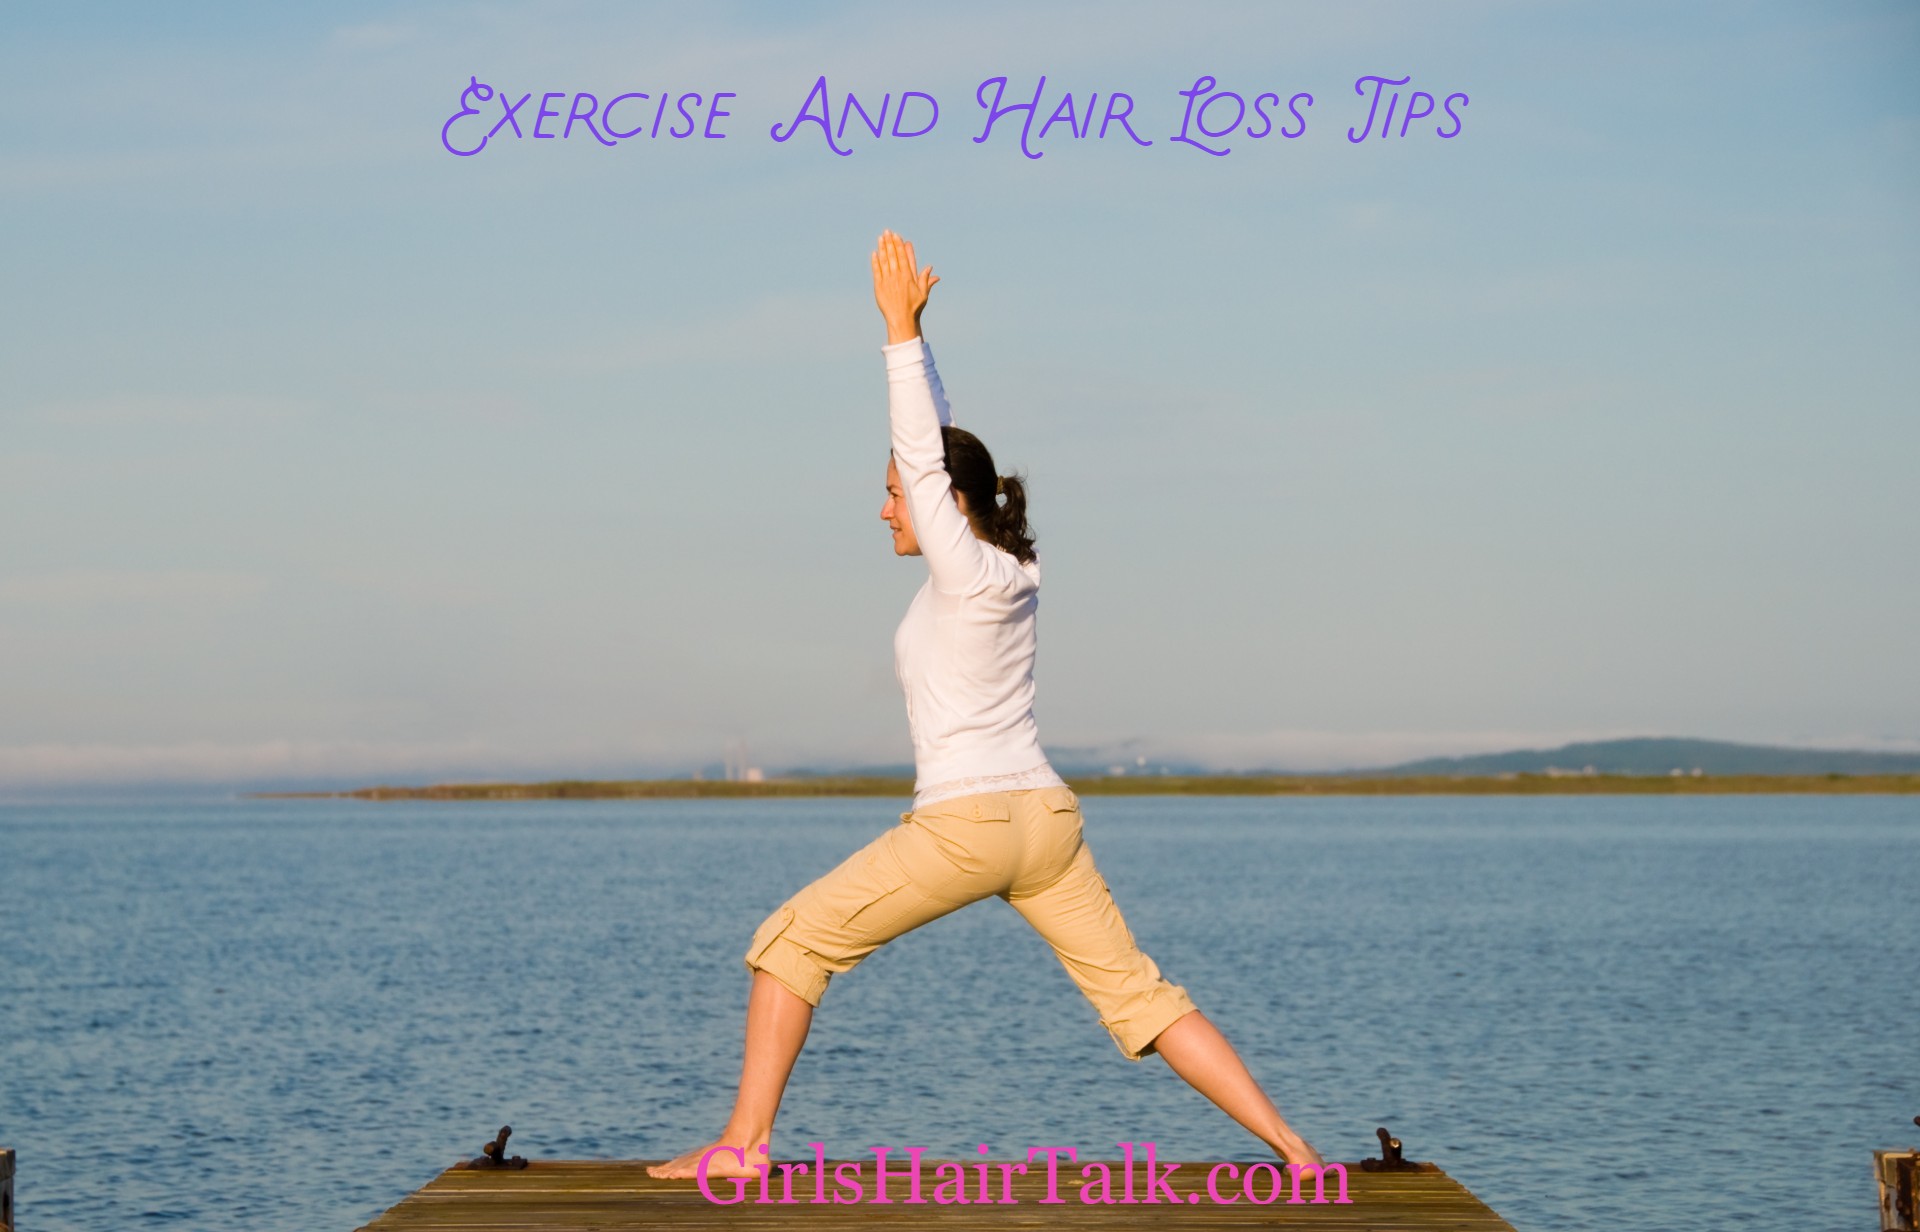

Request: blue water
left=2, top=795, right=1915, bottom=1230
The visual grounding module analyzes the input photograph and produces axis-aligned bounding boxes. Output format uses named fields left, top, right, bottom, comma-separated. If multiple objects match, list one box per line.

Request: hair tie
left=995, top=476, right=1006, bottom=495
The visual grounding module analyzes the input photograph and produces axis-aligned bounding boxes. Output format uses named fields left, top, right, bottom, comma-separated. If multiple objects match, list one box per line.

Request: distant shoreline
left=254, top=773, right=1920, bottom=800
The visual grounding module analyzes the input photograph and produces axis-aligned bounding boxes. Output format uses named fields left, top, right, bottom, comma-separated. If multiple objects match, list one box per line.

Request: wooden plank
left=356, top=1158, right=1516, bottom=1230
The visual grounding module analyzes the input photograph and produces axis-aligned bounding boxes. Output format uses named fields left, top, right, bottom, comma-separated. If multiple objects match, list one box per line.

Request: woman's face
left=882, top=456, right=920, bottom=556
left=882, top=456, right=972, bottom=557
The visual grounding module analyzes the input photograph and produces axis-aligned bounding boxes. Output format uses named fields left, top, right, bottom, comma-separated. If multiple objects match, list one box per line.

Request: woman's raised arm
left=873, top=231, right=991, bottom=595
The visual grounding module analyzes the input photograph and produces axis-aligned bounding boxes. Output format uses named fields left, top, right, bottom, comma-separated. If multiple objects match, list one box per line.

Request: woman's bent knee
left=743, top=905, right=830, bottom=1006
left=1104, top=985, right=1201, bottom=1062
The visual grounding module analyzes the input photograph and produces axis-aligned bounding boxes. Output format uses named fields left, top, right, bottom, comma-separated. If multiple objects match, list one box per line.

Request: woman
left=648, top=230, right=1323, bottom=1180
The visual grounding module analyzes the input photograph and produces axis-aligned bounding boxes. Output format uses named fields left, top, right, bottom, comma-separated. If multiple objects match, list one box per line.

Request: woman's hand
left=871, top=228, right=940, bottom=345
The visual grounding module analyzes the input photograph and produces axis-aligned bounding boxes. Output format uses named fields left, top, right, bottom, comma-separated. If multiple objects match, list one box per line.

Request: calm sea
left=2, top=794, right=1915, bottom=1230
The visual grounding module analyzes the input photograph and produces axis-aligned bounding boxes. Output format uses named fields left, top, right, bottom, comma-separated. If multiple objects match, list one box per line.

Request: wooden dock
left=357, top=1156, right=1517, bottom=1230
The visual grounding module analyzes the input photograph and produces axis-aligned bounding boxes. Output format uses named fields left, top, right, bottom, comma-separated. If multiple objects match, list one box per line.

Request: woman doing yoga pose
left=647, top=230, right=1322, bottom=1180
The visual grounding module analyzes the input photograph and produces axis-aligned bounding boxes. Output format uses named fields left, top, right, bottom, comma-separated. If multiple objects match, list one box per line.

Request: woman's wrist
left=884, top=313, right=922, bottom=345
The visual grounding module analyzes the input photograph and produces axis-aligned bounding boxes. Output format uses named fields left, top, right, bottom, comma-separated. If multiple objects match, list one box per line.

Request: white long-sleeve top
left=883, top=336, right=1067, bottom=808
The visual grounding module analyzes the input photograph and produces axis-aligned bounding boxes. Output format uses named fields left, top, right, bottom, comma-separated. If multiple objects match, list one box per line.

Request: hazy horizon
left=6, top=731, right=1919, bottom=803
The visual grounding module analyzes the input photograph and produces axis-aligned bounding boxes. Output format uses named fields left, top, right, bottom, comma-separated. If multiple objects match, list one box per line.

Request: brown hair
left=940, top=424, right=1036, bottom=564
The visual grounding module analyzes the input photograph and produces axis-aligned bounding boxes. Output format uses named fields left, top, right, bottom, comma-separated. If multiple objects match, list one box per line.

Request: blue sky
left=2, top=1, right=1915, bottom=790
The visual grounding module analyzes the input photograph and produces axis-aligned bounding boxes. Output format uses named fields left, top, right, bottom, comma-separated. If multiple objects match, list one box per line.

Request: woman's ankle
left=720, top=1123, right=773, bottom=1150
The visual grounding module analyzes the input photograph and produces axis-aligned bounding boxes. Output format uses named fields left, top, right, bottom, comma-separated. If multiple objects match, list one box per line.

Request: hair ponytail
left=988, top=473, right=1035, bottom=563
left=939, top=425, right=1037, bottom=565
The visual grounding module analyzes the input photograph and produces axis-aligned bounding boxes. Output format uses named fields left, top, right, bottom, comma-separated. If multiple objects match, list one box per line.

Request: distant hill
left=782, top=738, right=1920, bottom=781
left=1373, top=737, right=1920, bottom=777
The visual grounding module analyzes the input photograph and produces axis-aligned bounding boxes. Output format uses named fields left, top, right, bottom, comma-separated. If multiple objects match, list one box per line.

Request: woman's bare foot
left=647, top=1136, right=770, bottom=1181
left=1274, top=1132, right=1326, bottom=1168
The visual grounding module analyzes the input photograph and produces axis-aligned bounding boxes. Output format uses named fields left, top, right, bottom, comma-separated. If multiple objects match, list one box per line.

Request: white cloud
left=328, top=21, right=416, bottom=51
left=0, top=736, right=659, bottom=789
left=19, top=394, right=313, bottom=426
left=530, top=291, right=854, bottom=374
left=0, top=570, right=269, bottom=606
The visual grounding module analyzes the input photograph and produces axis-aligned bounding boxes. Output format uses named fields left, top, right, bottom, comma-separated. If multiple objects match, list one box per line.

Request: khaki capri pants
left=743, top=785, right=1199, bottom=1061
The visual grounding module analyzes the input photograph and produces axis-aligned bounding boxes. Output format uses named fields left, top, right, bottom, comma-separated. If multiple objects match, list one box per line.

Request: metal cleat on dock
left=457, top=1125, right=529, bottom=1170
left=1361, top=1125, right=1421, bottom=1171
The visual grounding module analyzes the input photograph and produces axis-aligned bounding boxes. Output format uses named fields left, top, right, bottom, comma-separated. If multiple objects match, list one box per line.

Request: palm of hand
left=871, top=228, right=939, bottom=330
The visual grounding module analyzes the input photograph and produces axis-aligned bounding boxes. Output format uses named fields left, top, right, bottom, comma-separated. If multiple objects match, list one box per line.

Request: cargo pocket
left=1036, top=786, right=1080, bottom=814
left=842, top=846, right=923, bottom=936
left=1031, top=787, right=1086, bottom=879
left=745, top=904, right=798, bottom=970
